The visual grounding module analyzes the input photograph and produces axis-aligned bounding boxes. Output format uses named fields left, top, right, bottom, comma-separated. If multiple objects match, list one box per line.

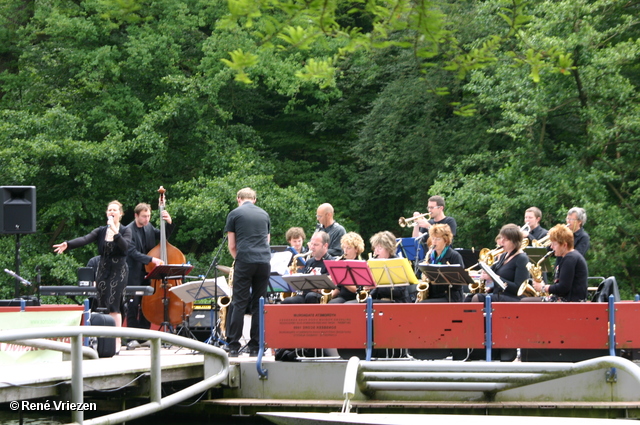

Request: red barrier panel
left=614, top=302, right=640, bottom=349
left=264, top=304, right=367, bottom=349
left=373, top=304, right=485, bottom=349
left=492, top=303, right=609, bottom=349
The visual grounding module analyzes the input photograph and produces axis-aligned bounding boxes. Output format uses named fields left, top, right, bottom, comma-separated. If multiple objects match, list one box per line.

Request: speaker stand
left=14, top=234, right=21, bottom=299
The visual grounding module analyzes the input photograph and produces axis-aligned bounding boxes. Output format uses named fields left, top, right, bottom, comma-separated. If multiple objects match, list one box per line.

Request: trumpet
left=398, top=212, right=431, bottom=228
left=520, top=223, right=531, bottom=233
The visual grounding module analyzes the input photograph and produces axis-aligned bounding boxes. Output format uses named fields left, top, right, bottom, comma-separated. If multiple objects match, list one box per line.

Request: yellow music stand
left=367, top=258, right=419, bottom=287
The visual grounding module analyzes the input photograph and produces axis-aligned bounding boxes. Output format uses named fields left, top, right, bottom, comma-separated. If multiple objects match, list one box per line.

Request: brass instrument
left=478, top=246, right=503, bottom=267
left=520, top=223, right=531, bottom=233
left=398, top=212, right=431, bottom=228
left=217, top=295, right=231, bottom=338
left=218, top=261, right=234, bottom=338
left=468, top=279, right=486, bottom=294
left=357, top=288, right=370, bottom=303
left=518, top=251, right=554, bottom=297
left=415, top=279, right=429, bottom=302
left=289, top=251, right=312, bottom=275
left=532, top=234, right=551, bottom=247
left=320, top=288, right=333, bottom=304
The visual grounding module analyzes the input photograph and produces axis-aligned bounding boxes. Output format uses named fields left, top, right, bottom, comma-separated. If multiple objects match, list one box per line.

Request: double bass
left=141, top=186, right=193, bottom=327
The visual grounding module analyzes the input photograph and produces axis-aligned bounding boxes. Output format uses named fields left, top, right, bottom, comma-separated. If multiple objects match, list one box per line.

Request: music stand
left=282, top=274, right=335, bottom=293
left=367, top=258, right=418, bottom=286
left=170, top=276, right=230, bottom=302
left=145, top=264, right=194, bottom=333
left=395, top=238, right=425, bottom=262
left=525, top=247, right=553, bottom=272
left=325, top=260, right=376, bottom=289
left=418, top=263, right=474, bottom=286
left=478, top=261, right=507, bottom=291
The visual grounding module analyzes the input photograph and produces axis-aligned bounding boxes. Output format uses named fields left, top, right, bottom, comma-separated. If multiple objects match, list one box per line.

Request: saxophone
left=218, top=261, right=233, bottom=337
left=415, top=275, right=429, bottom=302
left=519, top=251, right=554, bottom=297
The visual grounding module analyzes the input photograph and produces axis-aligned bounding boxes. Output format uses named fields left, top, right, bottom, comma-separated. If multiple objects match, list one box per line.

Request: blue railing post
left=83, top=299, right=91, bottom=346
left=257, top=296, right=268, bottom=379
left=366, top=297, right=373, bottom=361
left=485, top=295, right=492, bottom=362
left=20, top=298, right=26, bottom=311
left=607, top=294, right=617, bottom=382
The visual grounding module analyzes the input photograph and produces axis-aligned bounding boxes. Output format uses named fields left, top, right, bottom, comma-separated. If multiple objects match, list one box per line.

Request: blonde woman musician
left=420, top=224, right=464, bottom=303
left=329, top=232, right=365, bottom=303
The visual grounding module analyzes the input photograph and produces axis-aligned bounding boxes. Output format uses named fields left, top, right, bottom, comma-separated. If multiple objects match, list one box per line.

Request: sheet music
left=169, top=276, right=230, bottom=302
left=270, top=250, right=293, bottom=275
left=478, top=261, right=506, bottom=290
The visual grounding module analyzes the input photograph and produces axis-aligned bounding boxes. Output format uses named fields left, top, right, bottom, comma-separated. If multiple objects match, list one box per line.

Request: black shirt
left=573, top=228, right=590, bottom=257
left=225, top=201, right=271, bottom=264
left=527, top=225, right=548, bottom=243
left=550, top=250, right=588, bottom=301
left=419, top=216, right=457, bottom=237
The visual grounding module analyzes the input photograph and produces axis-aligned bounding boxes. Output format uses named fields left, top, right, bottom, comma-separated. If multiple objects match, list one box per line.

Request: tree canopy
left=0, top=0, right=639, bottom=299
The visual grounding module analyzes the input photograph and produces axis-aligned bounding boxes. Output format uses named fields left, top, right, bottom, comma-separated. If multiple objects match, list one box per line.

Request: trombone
left=398, top=212, right=431, bottom=228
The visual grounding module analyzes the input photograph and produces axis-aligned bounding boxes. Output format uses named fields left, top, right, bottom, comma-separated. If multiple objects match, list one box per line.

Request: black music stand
left=145, top=264, right=194, bottom=333
left=418, top=263, right=474, bottom=286
left=282, top=274, right=335, bottom=293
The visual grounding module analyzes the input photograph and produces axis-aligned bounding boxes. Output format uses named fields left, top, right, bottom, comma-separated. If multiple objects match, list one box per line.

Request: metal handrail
left=347, top=355, right=640, bottom=397
left=0, top=326, right=229, bottom=425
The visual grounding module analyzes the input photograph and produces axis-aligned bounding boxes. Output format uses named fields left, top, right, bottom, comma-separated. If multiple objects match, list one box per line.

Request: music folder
left=324, top=260, right=376, bottom=288
left=145, top=264, right=194, bottom=280
left=282, top=274, right=335, bottom=292
left=367, top=257, right=418, bottom=287
left=418, top=263, right=475, bottom=286
left=169, top=276, right=229, bottom=303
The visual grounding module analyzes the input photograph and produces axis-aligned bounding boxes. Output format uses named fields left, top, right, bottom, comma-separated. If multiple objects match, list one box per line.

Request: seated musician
left=468, top=224, right=529, bottom=302
left=286, top=226, right=308, bottom=272
left=419, top=224, right=464, bottom=303
left=532, top=224, right=588, bottom=302
left=328, top=232, right=365, bottom=303
left=281, top=231, right=332, bottom=304
left=367, top=231, right=410, bottom=303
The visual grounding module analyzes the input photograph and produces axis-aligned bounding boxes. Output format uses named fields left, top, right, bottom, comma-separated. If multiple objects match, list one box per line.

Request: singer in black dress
left=53, top=201, right=132, bottom=341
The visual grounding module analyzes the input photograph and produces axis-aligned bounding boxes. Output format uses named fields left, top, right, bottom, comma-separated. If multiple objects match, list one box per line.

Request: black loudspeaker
left=0, top=186, right=36, bottom=234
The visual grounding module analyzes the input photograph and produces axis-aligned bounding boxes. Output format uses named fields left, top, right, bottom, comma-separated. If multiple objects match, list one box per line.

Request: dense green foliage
left=0, top=0, right=638, bottom=300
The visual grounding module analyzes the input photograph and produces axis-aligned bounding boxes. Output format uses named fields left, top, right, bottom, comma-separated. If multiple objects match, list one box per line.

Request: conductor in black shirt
left=225, top=188, right=271, bottom=357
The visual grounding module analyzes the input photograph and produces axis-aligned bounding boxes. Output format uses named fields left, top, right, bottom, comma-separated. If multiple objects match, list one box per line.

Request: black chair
left=591, top=276, right=620, bottom=302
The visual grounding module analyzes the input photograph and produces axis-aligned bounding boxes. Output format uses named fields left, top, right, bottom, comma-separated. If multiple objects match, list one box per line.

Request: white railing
left=0, top=326, right=229, bottom=425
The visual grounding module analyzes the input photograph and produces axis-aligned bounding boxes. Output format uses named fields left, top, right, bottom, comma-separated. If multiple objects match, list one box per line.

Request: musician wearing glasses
left=412, top=195, right=457, bottom=240
left=522, top=206, right=548, bottom=243
left=468, top=224, right=529, bottom=302
left=566, top=207, right=590, bottom=257
left=328, top=232, right=365, bottom=303
left=532, top=224, right=588, bottom=302
left=315, top=203, right=346, bottom=257
left=368, top=231, right=410, bottom=303
left=420, top=224, right=465, bottom=303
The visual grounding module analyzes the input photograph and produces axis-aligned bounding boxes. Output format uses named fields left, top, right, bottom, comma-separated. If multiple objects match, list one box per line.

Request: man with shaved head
left=315, top=203, right=346, bottom=257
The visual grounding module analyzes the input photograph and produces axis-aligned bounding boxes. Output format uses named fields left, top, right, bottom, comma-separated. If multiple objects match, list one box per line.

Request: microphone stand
left=193, top=234, right=229, bottom=347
